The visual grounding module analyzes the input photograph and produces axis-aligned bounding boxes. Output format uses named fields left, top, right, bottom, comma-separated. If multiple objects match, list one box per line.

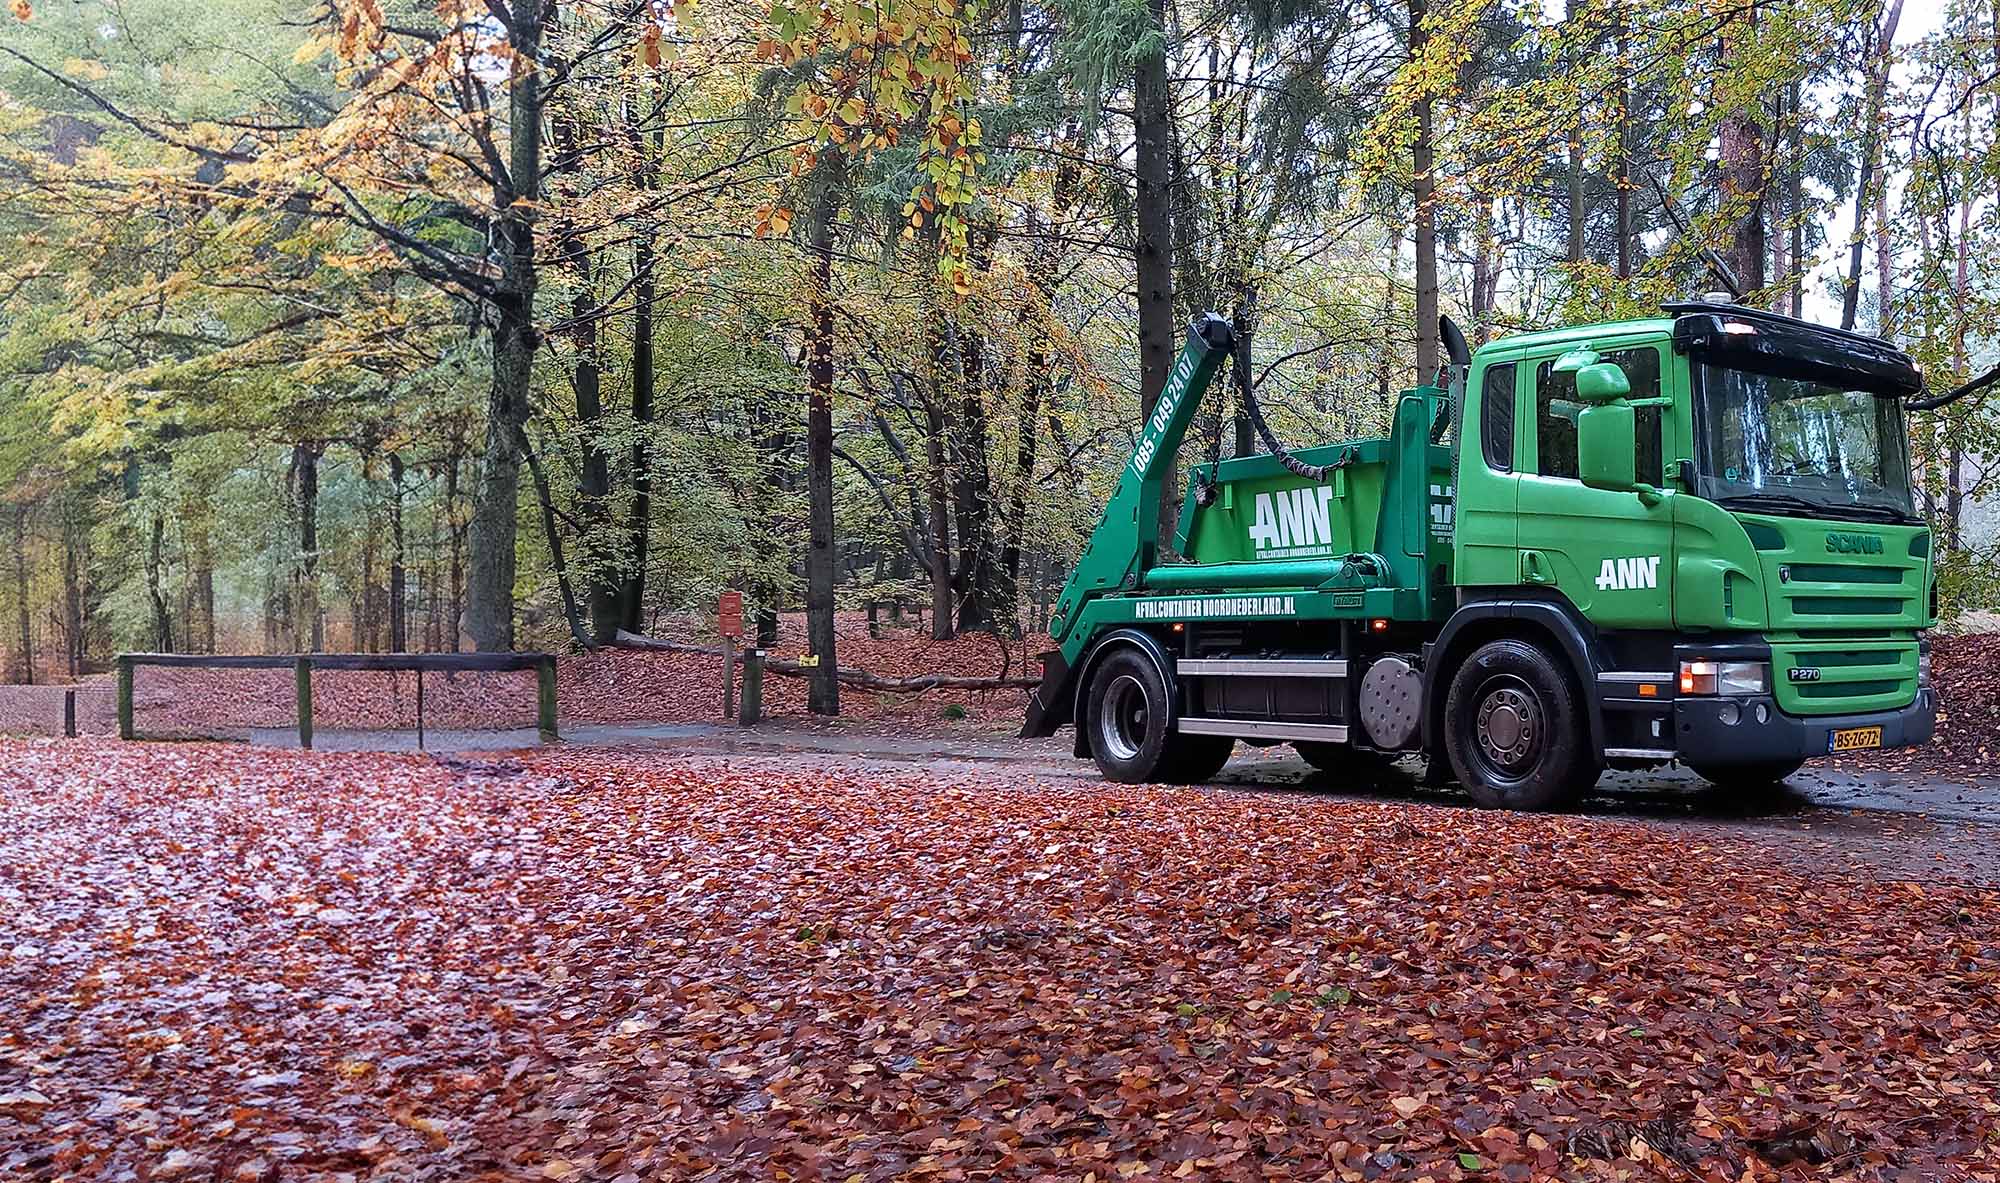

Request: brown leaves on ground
left=1842, top=632, right=2000, bottom=781
left=1, top=740, right=1996, bottom=1180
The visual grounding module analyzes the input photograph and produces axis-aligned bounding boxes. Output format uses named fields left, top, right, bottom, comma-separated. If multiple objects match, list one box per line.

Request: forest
left=0, top=0, right=1994, bottom=715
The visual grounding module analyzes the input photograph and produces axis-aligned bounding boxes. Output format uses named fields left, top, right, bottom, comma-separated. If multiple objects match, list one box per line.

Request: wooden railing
left=113, top=652, right=559, bottom=749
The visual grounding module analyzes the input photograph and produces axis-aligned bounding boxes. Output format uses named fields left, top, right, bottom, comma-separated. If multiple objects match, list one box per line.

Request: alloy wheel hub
left=1476, top=686, right=1542, bottom=770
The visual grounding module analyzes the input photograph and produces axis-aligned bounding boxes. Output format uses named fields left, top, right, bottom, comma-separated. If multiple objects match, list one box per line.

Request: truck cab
left=1451, top=302, right=1935, bottom=792
left=1023, top=300, right=1937, bottom=809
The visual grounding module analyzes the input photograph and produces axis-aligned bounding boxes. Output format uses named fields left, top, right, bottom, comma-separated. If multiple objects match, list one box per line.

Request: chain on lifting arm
left=1245, top=386, right=1355, bottom=481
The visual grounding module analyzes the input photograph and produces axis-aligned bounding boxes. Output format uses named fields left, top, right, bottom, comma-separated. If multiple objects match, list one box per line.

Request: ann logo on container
left=1595, top=555, right=1661, bottom=591
left=1248, top=487, right=1338, bottom=558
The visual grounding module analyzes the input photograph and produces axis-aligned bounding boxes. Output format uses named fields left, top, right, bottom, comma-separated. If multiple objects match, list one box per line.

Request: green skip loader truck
left=1022, top=298, right=1939, bottom=809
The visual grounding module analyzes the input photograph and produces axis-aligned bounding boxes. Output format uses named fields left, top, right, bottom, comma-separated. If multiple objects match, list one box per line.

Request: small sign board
left=718, top=591, right=745, bottom=640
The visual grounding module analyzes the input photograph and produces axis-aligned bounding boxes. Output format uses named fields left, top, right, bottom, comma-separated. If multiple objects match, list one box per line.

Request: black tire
left=1442, top=639, right=1598, bottom=809
left=1295, top=742, right=1401, bottom=781
left=1085, top=648, right=1222, bottom=783
left=1690, top=758, right=1804, bottom=790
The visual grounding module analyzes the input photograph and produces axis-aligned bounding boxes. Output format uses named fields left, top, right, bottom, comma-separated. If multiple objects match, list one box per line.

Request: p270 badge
left=1788, top=667, right=1823, bottom=683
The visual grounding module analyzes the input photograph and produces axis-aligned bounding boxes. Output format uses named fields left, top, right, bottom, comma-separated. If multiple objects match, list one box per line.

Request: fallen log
left=610, top=630, right=1039, bottom=692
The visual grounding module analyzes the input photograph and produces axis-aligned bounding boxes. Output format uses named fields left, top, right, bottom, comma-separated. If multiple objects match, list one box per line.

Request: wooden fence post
left=116, top=657, right=134, bottom=741
left=295, top=656, right=314, bottom=751
left=415, top=669, right=426, bottom=752
left=722, top=637, right=736, bottom=720
left=538, top=657, right=559, bottom=743
left=64, top=689, right=76, bottom=739
left=738, top=649, right=763, bottom=726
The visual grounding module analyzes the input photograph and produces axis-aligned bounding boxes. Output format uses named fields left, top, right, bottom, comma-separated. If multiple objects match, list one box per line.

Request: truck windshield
left=1693, top=362, right=1917, bottom=522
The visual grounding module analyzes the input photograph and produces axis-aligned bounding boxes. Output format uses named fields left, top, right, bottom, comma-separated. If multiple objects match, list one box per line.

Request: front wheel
left=1442, top=639, right=1598, bottom=810
left=1690, top=758, right=1804, bottom=791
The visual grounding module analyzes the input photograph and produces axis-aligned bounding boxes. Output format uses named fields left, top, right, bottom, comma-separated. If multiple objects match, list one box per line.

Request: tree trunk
left=622, top=232, right=657, bottom=635
left=1376, top=228, right=1402, bottom=412
left=953, top=232, right=997, bottom=634
left=13, top=506, right=31, bottom=684
left=360, top=470, right=380, bottom=651
left=804, top=166, right=842, bottom=716
left=1471, top=197, right=1496, bottom=342
left=1948, top=136, right=1971, bottom=551
left=619, top=85, right=663, bottom=635
left=146, top=511, right=173, bottom=654
left=920, top=276, right=958, bottom=642
left=1770, top=89, right=1789, bottom=312
left=924, top=397, right=955, bottom=640
left=573, top=263, right=621, bottom=646
left=194, top=563, right=215, bottom=654
left=520, top=424, right=595, bottom=649
left=1409, top=0, right=1439, bottom=381
left=445, top=448, right=465, bottom=652
left=1787, top=80, right=1804, bottom=316
left=1133, top=0, right=1178, bottom=547
left=1840, top=0, right=1903, bottom=330
left=1717, top=9, right=1767, bottom=298
left=1561, top=0, right=1585, bottom=269
left=389, top=452, right=408, bottom=652
left=464, top=0, right=547, bottom=653
left=1566, top=135, right=1585, bottom=266
left=999, top=367, right=1041, bottom=638
left=1874, top=156, right=1894, bottom=337
left=998, top=154, right=1075, bottom=635
left=61, top=504, right=85, bottom=676
left=425, top=476, right=442, bottom=652
left=293, top=442, right=323, bottom=653
left=1615, top=7, right=1633, bottom=281
left=182, top=502, right=215, bottom=656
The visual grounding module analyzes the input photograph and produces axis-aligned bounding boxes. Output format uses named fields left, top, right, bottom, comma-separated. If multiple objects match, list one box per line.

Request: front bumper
left=1674, top=688, right=1936, bottom=766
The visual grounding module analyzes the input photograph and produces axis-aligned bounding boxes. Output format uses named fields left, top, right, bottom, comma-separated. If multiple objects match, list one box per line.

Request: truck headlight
left=1678, top=660, right=1770, bottom=696
left=1918, top=644, right=1933, bottom=689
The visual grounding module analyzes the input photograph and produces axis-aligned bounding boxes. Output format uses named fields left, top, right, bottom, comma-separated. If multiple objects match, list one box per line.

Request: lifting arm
left=1046, top=314, right=1235, bottom=644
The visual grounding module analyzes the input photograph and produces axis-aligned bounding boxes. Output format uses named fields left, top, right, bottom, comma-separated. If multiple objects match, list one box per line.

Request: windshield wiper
left=1717, top=492, right=1835, bottom=519
left=1718, top=492, right=1915, bottom=525
left=1840, top=503, right=1920, bottom=524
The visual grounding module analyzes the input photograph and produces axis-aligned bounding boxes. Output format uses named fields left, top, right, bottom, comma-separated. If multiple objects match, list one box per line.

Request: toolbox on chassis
left=1023, top=300, right=1940, bottom=809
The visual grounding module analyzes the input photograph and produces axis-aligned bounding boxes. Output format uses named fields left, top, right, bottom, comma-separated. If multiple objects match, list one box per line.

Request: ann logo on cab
left=1595, top=555, right=1661, bottom=591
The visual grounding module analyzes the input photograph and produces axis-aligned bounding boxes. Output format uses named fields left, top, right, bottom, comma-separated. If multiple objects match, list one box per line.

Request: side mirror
left=1578, top=403, right=1637, bottom=491
left=1574, top=361, right=1631, bottom=403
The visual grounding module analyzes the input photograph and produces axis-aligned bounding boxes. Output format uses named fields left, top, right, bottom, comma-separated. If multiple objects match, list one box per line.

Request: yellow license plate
left=1828, top=726, right=1884, bottom=753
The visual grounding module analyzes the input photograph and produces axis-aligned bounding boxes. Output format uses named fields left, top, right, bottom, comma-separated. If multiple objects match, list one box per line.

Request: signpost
left=719, top=591, right=745, bottom=719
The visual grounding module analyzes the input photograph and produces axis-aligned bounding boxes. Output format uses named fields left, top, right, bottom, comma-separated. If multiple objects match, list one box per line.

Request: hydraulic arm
left=1046, top=314, right=1235, bottom=647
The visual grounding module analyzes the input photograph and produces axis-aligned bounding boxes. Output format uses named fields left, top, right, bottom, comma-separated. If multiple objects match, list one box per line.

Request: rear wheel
left=1443, top=639, right=1598, bottom=810
left=1690, top=758, right=1804, bottom=790
left=1085, top=649, right=1232, bottom=784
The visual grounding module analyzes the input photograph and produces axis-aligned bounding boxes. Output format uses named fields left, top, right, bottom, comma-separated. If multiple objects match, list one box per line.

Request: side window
left=1480, top=362, right=1515, bottom=473
left=1532, top=347, right=1664, bottom=483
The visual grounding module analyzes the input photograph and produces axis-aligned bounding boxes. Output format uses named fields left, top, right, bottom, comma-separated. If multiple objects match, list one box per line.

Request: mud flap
left=1019, top=650, right=1074, bottom=739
